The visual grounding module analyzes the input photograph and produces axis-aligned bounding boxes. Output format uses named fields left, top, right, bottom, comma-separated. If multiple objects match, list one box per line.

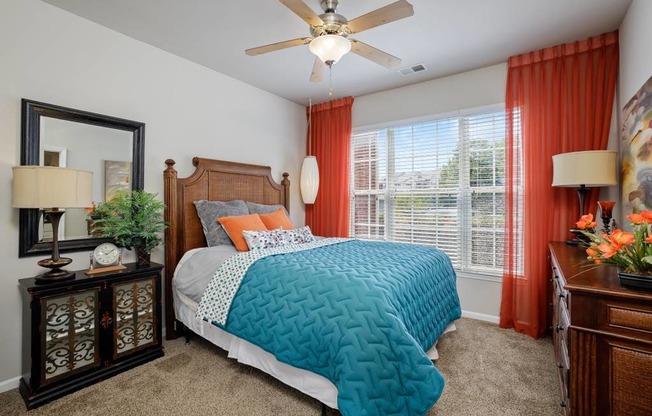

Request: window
left=350, top=106, right=507, bottom=275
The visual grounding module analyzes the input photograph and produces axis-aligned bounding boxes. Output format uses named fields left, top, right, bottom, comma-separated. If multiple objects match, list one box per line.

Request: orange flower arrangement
left=581, top=212, right=652, bottom=274
left=576, top=214, right=598, bottom=230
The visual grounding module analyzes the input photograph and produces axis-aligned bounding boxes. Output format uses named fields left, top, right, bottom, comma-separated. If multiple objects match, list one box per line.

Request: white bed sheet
left=173, top=288, right=340, bottom=408
left=172, top=246, right=456, bottom=410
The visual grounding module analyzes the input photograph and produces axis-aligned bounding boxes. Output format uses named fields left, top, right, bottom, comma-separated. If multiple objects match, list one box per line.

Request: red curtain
left=501, top=32, right=619, bottom=338
left=305, top=96, right=354, bottom=237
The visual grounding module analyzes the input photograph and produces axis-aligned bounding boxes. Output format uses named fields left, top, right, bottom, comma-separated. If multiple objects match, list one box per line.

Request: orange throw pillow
left=259, top=208, right=295, bottom=230
left=218, top=214, right=268, bottom=252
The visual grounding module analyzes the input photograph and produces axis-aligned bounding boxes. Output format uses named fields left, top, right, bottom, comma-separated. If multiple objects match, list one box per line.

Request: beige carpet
left=0, top=318, right=558, bottom=415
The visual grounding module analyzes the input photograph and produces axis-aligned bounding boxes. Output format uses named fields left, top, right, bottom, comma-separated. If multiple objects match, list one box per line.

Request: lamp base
left=34, top=269, right=75, bottom=283
left=35, top=257, right=74, bottom=283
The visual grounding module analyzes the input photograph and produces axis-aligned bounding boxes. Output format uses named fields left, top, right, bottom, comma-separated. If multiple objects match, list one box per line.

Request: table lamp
left=552, top=150, right=617, bottom=245
left=13, top=166, right=93, bottom=282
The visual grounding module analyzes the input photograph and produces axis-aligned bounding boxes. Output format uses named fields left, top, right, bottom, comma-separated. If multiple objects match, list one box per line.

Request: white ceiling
left=42, top=0, right=631, bottom=105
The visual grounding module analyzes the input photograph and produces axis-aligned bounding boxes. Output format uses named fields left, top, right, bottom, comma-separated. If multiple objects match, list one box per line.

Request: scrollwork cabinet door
left=112, top=277, right=157, bottom=358
left=41, top=289, right=100, bottom=385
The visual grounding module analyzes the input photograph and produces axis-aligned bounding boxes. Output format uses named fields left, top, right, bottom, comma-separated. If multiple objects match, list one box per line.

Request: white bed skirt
left=173, top=288, right=455, bottom=410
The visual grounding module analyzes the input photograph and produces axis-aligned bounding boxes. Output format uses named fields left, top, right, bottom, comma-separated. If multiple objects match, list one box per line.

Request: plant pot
left=135, top=246, right=151, bottom=266
left=618, top=269, right=652, bottom=292
left=86, top=218, right=102, bottom=237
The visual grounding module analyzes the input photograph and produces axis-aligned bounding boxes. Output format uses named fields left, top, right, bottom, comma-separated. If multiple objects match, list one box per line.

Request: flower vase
left=135, top=246, right=151, bottom=267
left=618, top=269, right=652, bottom=292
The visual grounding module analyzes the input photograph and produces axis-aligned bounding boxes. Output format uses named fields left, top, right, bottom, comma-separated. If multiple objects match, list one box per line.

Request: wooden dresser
left=549, top=242, right=652, bottom=416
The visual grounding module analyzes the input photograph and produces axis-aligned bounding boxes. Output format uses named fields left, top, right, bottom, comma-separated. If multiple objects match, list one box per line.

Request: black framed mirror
left=19, top=99, right=145, bottom=257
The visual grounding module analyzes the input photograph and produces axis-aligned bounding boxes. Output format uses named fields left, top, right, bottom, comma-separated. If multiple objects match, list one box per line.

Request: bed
left=163, top=157, right=461, bottom=415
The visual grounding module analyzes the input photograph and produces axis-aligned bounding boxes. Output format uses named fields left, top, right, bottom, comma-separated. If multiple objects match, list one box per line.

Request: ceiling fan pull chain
left=329, top=65, right=333, bottom=96
left=308, top=98, right=312, bottom=155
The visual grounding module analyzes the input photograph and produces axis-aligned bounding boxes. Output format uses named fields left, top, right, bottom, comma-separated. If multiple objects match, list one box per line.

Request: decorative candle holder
left=598, top=200, right=616, bottom=234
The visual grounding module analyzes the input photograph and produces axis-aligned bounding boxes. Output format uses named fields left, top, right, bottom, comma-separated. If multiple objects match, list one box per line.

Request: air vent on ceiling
left=397, top=64, right=427, bottom=76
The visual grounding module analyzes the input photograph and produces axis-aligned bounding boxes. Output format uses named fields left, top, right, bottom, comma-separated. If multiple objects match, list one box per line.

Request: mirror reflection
left=39, top=118, right=133, bottom=242
left=20, top=99, right=144, bottom=258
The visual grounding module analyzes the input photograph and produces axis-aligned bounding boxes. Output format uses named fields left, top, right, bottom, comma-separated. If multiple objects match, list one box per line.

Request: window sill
left=455, top=269, right=503, bottom=283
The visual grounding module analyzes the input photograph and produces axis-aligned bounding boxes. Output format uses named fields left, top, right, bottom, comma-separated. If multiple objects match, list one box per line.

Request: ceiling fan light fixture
left=309, top=35, right=351, bottom=65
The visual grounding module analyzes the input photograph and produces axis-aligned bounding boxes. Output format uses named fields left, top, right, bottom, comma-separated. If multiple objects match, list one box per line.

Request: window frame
left=350, top=104, right=507, bottom=279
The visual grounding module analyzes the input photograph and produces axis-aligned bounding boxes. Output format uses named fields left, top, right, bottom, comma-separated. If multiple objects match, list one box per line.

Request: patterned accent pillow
left=283, top=226, right=315, bottom=245
left=194, top=200, right=248, bottom=246
left=242, top=228, right=287, bottom=250
left=246, top=201, right=289, bottom=215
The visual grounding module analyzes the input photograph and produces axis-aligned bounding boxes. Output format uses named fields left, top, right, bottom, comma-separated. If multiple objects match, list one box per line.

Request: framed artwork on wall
left=105, top=160, right=132, bottom=201
left=622, top=75, right=652, bottom=215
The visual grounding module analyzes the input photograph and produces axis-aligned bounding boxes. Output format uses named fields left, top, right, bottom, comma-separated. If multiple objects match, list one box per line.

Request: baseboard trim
left=0, top=375, right=21, bottom=393
left=461, top=310, right=500, bottom=324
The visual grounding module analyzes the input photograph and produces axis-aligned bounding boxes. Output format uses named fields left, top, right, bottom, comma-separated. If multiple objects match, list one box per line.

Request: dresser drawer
left=601, top=300, right=652, bottom=342
left=552, top=264, right=570, bottom=415
left=557, top=365, right=570, bottom=415
left=598, top=337, right=652, bottom=415
left=551, top=263, right=568, bottom=293
left=553, top=278, right=570, bottom=319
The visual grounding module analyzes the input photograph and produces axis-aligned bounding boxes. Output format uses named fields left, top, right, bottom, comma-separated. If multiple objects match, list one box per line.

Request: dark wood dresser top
left=548, top=241, right=652, bottom=301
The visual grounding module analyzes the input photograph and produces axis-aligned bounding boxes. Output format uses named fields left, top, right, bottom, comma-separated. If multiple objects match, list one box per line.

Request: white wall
left=611, top=0, right=652, bottom=225
left=0, top=0, right=305, bottom=388
left=353, top=63, right=507, bottom=128
left=619, top=0, right=652, bottom=108
left=353, top=63, right=507, bottom=321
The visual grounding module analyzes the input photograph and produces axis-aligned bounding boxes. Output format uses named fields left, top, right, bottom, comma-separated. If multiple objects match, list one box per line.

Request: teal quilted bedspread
left=221, top=240, right=461, bottom=416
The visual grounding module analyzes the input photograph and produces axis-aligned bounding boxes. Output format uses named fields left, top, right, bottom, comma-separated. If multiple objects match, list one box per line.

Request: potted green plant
left=93, top=190, right=167, bottom=266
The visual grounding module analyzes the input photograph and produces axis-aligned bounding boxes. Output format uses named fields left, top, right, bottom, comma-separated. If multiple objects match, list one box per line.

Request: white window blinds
left=350, top=107, right=507, bottom=275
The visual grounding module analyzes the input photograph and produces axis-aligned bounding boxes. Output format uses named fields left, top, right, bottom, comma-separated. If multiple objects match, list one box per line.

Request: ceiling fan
left=245, top=0, right=414, bottom=82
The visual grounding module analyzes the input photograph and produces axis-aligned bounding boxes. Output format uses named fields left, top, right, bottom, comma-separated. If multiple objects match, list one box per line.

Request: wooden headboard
left=163, top=157, right=290, bottom=339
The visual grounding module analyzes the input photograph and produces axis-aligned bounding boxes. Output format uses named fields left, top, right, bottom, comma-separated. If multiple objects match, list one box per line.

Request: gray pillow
left=246, top=201, right=289, bottom=215
left=194, top=200, right=248, bottom=246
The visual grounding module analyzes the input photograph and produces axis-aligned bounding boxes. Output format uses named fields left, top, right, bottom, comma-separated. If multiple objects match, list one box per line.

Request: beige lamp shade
left=12, top=166, right=93, bottom=208
left=552, top=150, right=617, bottom=187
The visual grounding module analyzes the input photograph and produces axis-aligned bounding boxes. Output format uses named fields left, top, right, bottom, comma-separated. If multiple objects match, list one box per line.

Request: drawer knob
left=556, top=324, right=563, bottom=333
left=560, top=401, right=566, bottom=408
left=557, top=362, right=563, bottom=369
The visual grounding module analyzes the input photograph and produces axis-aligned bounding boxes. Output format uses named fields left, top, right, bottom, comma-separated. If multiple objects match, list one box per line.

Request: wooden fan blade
left=350, top=39, right=401, bottom=68
left=347, top=0, right=414, bottom=34
left=246, top=37, right=312, bottom=56
left=278, top=0, right=323, bottom=26
left=310, top=57, right=326, bottom=82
